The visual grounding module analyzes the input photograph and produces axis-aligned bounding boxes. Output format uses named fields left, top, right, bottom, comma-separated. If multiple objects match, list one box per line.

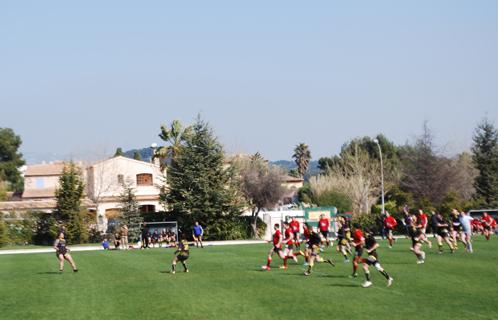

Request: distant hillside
left=123, top=147, right=320, bottom=177
left=271, top=160, right=320, bottom=179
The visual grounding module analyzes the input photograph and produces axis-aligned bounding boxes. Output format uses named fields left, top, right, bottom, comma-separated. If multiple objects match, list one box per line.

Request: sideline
left=0, top=240, right=268, bottom=256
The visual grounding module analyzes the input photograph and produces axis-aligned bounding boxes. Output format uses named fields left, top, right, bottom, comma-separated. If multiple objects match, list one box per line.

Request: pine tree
left=133, top=151, right=142, bottom=161
left=55, top=162, right=88, bottom=243
left=119, top=184, right=142, bottom=242
left=163, top=117, right=242, bottom=239
left=472, top=119, right=498, bottom=206
left=114, top=147, right=124, bottom=157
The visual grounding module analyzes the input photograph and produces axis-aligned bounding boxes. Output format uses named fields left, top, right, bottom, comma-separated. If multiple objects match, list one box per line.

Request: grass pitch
left=1, top=238, right=497, bottom=320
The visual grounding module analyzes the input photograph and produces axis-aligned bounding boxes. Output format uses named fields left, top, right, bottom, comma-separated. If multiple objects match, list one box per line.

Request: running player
left=460, top=211, right=474, bottom=253
left=409, top=215, right=426, bottom=264
left=262, top=224, right=287, bottom=271
left=54, top=232, right=78, bottom=273
left=281, top=221, right=304, bottom=269
left=289, top=217, right=301, bottom=249
left=416, top=210, right=432, bottom=248
left=383, top=211, right=397, bottom=248
left=481, top=212, right=494, bottom=241
left=450, top=209, right=466, bottom=249
left=361, top=227, right=394, bottom=288
left=336, top=216, right=351, bottom=262
left=303, top=226, right=335, bottom=276
left=171, top=239, right=189, bottom=274
left=435, top=213, right=455, bottom=253
left=318, top=214, right=331, bottom=248
left=351, top=223, right=365, bottom=278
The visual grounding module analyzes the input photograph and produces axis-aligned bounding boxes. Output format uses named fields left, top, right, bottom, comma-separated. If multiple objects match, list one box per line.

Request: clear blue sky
left=1, top=1, right=497, bottom=163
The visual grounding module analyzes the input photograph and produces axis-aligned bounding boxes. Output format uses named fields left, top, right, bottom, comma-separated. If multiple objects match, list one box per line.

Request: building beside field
left=0, top=156, right=164, bottom=231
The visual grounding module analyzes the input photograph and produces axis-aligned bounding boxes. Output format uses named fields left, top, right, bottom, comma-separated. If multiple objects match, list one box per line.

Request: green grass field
left=1, top=238, right=497, bottom=320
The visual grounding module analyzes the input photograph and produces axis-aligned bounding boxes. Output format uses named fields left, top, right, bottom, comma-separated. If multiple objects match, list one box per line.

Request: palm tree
left=292, top=143, right=311, bottom=178
left=155, top=120, right=192, bottom=169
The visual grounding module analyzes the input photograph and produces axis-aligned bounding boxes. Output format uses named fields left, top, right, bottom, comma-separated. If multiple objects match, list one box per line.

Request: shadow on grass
left=329, top=283, right=358, bottom=288
left=37, top=272, right=61, bottom=275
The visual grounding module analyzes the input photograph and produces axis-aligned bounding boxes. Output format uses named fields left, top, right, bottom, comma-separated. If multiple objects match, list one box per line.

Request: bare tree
left=235, top=156, right=286, bottom=237
left=310, top=145, right=381, bottom=215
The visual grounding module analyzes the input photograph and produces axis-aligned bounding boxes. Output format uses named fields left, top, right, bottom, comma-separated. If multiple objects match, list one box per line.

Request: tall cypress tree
left=163, top=117, right=242, bottom=239
left=472, top=119, right=498, bottom=206
left=55, top=162, right=88, bottom=243
left=119, top=184, right=142, bottom=242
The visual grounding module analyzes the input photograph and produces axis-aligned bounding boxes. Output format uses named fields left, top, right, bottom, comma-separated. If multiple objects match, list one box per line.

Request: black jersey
left=451, top=215, right=462, bottom=230
left=309, top=232, right=321, bottom=247
left=54, top=239, right=68, bottom=255
left=365, top=235, right=377, bottom=255
left=337, top=225, right=346, bottom=239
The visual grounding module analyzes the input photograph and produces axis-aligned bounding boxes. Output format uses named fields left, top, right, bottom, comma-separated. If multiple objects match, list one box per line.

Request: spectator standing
left=121, top=225, right=129, bottom=250
left=193, top=222, right=204, bottom=248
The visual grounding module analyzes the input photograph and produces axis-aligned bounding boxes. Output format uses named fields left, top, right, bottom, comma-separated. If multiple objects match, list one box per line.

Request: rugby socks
left=266, top=258, right=272, bottom=268
left=181, top=262, right=188, bottom=272
left=379, top=270, right=390, bottom=280
left=171, top=264, right=176, bottom=272
left=283, top=257, right=288, bottom=267
left=365, top=271, right=371, bottom=281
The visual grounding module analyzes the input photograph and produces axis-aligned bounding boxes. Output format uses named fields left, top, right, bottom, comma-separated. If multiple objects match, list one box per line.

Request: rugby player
left=318, top=214, right=331, bottom=248
left=383, top=211, right=397, bottom=248
left=361, top=227, right=394, bottom=288
left=450, top=209, right=466, bottom=249
left=262, top=224, right=287, bottom=271
left=435, top=213, right=455, bottom=254
left=336, top=216, right=352, bottom=262
left=304, top=227, right=335, bottom=276
left=481, top=212, right=494, bottom=241
left=54, top=232, right=78, bottom=273
left=460, top=211, right=474, bottom=253
left=171, top=239, right=190, bottom=274
left=289, top=217, right=301, bottom=249
left=351, top=223, right=365, bottom=278
left=409, top=214, right=427, bottom=264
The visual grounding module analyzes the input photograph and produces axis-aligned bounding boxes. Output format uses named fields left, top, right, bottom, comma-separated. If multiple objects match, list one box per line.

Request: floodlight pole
left=374, top=139, right=385, bottom=215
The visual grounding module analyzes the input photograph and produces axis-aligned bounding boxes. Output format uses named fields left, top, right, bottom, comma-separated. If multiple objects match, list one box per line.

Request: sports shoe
left=184, top=269, right=189, bottom=273
left=304, top=271, right=311, bottom=276
left=344, top=259, right=350, bottom=263
left=261, top=266, right=270, bottom=271
left=73, top=269, right=78, bottom=273
left=171, top=270, right=176, bottom=274
left=350, top=273, right=358, bottom=278
left=388, top=245, right=392, bottom=249
left=279, top=265, right=288, bottom=270
left=387, top=277, right=394, bottom=287
left=326, top=259, right=336, bottom=267
left=416, top=260, right=425, bottom=264
left=362, top=281, right=373, bottom=288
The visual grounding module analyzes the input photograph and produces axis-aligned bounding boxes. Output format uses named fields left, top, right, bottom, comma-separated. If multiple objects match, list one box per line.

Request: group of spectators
left=102, top=224, right=129, bottom=250
left=140, top=225, right=177, bottom=249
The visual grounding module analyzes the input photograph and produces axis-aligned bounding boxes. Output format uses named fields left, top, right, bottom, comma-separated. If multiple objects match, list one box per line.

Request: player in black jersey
left=409, top=215, right=426, bottom=264
left=450, top=209, right=466, bottom=250
left=53, top=232, right=78, bottom=272
left=361, top=228, right=393, bottom=288
left=304, top=227, right=335, bottom=276
left=171, top=239, right=190, bottom=274
left=435, top=213, right=455, bottom=254
left=336, top=217, right=352, bottom=263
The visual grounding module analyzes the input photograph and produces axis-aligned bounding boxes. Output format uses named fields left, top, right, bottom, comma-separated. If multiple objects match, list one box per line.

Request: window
left=139, top=205, right=155, bottom=213
left=136, top=173, right=153, bottom=186
left=117, top=174, right=124, bottom=184
left=35, top=178, right=44, bottom=189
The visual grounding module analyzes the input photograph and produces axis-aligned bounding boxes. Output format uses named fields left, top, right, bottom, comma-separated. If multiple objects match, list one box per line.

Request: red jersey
left=352, top=229, right=365, bottom=247
left=417, top=213, right=428, bottom=227
left=272, top=230, right=282, bottom=246
left=482, top=215, right=493, bottom=226
left=284, top=228, right=294, bottom=245
left=384, top=216, right=397, bottom=229
left=318, top=218, right=330, bottom=232
left=289, top=220, right=300, bottom=233
left=303, top=226, right=310, bottom=240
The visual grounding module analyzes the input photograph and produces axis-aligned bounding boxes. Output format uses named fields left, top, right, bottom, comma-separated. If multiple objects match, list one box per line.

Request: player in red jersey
left=318, top=214, right=331, bottom=247
left=383, top=211, right=397, bottom=248
left=351, top=223, right=365, bottom=278
left=280, top=222, right=304, bottom=269
left=416, top=210, right=432, bottom=248
left=289, top=217, right=301, bottom=249
left=262, top=224, right=287, bottom=271
left=481, top=212, right=494, bottom=241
